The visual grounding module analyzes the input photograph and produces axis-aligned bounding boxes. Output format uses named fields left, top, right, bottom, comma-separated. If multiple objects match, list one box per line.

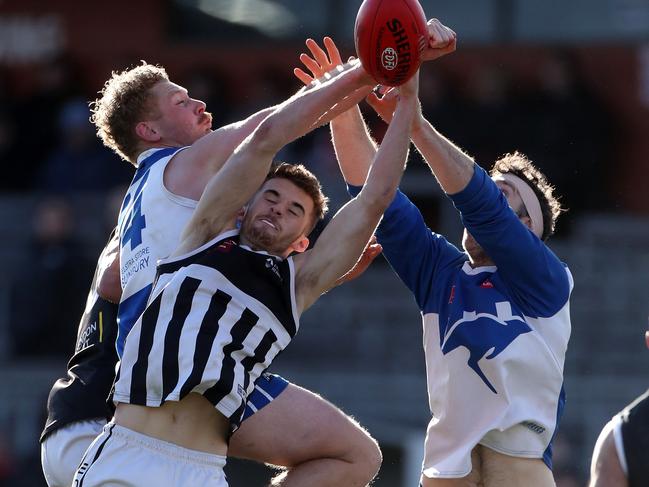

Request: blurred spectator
left=522, top=52, right=614, bottom=219
left=178, top=68, right=234, bottom=127
left=450, top=65, right=525, bottom=165
left=35, top=98, right=130, bottom=194
left=9, top=55, right=86, bottom=190
left=0, top=108, right=21, bottom=191
left=0, top=430, right=15, bottom=483
left=8, top=197, right=93, bottom=358
left=418, top=68, right=465, bottom=152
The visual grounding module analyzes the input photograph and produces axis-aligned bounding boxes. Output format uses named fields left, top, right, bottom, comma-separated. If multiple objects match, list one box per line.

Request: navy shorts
left=231, top=372, right=289, bottom=432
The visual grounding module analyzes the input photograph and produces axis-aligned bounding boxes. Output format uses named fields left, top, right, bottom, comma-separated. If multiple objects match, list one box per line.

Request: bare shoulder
left=162, top=146, right=207, bottom=200
left=589, top=418, right=627, bottom=487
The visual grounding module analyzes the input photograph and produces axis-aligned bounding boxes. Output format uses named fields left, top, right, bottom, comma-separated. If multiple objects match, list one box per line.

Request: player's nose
left=194, top=99, right=206, bottom=113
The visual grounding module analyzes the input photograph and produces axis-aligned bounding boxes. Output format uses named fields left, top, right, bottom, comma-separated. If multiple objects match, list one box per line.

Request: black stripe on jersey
left=158, top=236, right=297, bottom=338
left=204, top=308, right=259, bottom=408
left=129, top=293, right=163, bottom=404
left=161, top=277, right=202, bottom=401
left=240, top=328, right=278, bottom=392
left=179, top=289, right=232, bottom=399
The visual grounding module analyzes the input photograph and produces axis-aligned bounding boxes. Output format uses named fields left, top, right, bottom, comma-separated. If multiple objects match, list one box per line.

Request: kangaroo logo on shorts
left=441, top=301, right=532, bottom=393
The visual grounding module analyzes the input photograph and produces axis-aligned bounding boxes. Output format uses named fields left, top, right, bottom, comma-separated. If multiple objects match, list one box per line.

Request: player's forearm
left=331, top=105, right=377, bottom=186
left=359, top=100, right=414, bottom=211
left=411, top=116, right=474, bottom=194
left=259, top=62, right=373, bottom=153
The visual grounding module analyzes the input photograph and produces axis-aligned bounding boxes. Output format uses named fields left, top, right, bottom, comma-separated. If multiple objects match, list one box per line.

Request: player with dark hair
left=40, top=231, right=120, bottom=487
left=297, top=25, right=572, bottom=486
left=589, top=331, right=649, bottom=487
left=73, top=58, right=419, bottom=486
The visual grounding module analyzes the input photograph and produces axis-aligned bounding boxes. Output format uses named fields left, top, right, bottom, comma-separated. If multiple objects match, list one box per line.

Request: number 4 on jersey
left=121, top=172, right=149, bottom=251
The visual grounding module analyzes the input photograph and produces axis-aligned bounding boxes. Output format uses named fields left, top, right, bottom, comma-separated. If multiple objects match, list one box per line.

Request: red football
left=354, top=0, right=428, bottom=86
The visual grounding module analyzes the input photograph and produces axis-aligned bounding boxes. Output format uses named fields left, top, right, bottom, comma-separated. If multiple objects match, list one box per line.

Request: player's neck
left=468, top=253, right=494, bottom=268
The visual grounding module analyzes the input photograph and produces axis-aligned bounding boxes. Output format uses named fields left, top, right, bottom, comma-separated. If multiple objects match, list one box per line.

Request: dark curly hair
left=90, top=62, right=169, bottom=165
left=490, top=152, right=565, bottom=240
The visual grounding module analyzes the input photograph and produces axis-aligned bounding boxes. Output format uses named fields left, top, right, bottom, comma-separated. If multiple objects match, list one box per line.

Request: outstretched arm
left=296, top=20, right=458, bottom=189
left=294, top=73, right=419, bottom=312
left=295, top=37, right=378, bottom=186
left=165, top=105, right=280, bottom=200
left=367, top=89, right=474, bottom=194
left=174, top=62, right=375, bottom=255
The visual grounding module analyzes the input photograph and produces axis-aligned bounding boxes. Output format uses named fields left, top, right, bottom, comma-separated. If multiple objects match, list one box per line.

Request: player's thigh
left=229, top=382, right=375, bottom=466
left=420, top=449, right=481, bottom=487
left=41, top=419, right=105, bottom=487
left=479, top=445, right=555, bottom=487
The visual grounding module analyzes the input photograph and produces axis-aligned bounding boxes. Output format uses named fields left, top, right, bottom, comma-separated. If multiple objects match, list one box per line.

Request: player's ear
left=235, top=207, right=246, bottom=228
left=136, top=121, right=161, bottom=142
left=290, top=235, right=309, bottom=254
left=520, top=214, right=532, bottom=231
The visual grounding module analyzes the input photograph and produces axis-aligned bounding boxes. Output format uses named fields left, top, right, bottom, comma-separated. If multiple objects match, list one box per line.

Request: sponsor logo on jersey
left=480, top=279, right=494, bottom=288
left=441, top=301, right=532, bottom=393
left=522, top=421, right=546, bottom=434
left=120, top=246, right=151, bottom=287
left=76, top=320, right=98, bottom=351
left=216, top=239, right=236, bottom=253
left=448, top=285, right=456, bottom=304
left=265, top=258, right=282, bottom=282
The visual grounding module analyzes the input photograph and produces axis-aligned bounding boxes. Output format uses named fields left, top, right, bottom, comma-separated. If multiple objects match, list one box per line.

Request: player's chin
left=247, top=225, right=276, bottom=249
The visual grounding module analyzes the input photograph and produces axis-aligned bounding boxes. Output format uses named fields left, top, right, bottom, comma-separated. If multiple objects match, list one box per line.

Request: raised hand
left=334, top=235, right=383, bottom=286
left=366, top=77, right=421, bottom=126
left=295, top=37, right=345, bottom=86
left=421, top=18, right=457, bottom=62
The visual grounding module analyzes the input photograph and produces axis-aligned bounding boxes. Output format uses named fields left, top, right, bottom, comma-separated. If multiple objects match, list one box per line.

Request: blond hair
left=90, top=62, right=169, bottom=165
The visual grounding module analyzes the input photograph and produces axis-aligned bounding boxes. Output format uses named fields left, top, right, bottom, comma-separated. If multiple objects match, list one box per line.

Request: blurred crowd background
left=0, top=0, right=648, bottom=485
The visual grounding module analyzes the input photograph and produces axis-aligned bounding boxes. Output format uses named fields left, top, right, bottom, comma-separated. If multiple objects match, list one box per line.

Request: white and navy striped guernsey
left=113, top=229, right=299, bottom=421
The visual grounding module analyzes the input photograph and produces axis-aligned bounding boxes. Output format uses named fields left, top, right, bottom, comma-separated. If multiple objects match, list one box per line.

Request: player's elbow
left=97, top=264, right=122, bottom=303
left=362, top=185, right=397, bottom=214
left=249, top=116, right=284, bottom=155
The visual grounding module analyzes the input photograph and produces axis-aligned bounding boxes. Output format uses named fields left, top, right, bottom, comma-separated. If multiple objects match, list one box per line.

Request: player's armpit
left=333, top=237, right=382, bottom=287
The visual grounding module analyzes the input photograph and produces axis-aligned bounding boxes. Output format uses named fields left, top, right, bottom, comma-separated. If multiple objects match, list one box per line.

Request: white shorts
left=72, top=421, right=228, bottom=487
left=41, top=418, right=106, bottom=487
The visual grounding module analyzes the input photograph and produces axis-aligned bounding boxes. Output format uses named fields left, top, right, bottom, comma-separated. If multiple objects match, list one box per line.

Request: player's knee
left=363, top=434, right=383, bottom=481
left=348, top=424, right=382, bottom=482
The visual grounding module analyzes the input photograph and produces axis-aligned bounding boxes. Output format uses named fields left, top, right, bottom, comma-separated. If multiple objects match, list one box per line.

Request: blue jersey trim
left=116, top=283, right=153, bottom=357
left=542, top=384, right=566, bottom=470
left=132, top=147, right=179, bottom=184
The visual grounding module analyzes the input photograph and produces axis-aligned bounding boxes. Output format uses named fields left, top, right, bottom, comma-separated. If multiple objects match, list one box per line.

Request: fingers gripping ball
left=354, top=0, right=428, bottom=86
